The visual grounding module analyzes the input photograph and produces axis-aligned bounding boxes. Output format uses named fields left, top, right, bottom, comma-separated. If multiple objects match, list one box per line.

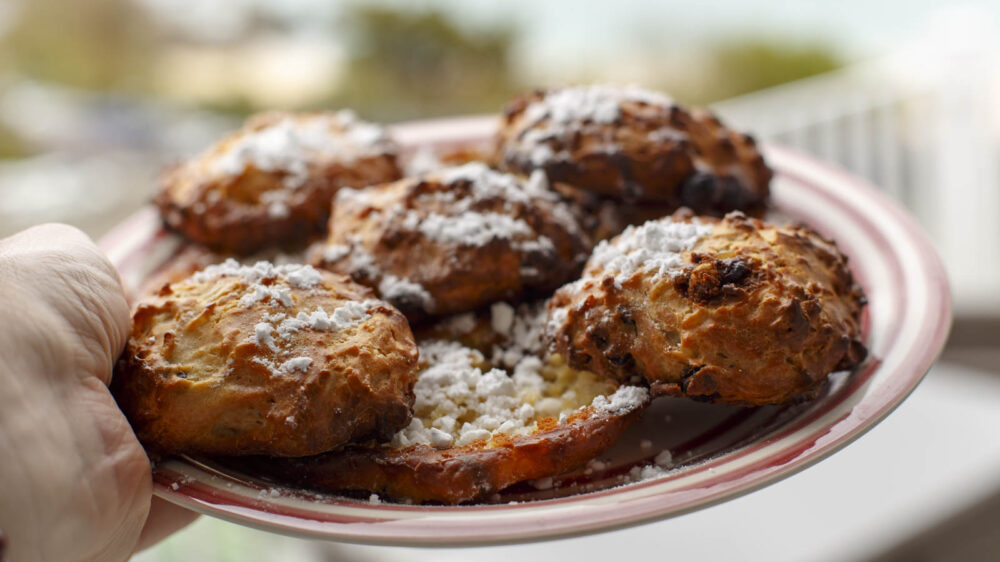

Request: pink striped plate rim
left=99, top=115, right=952, bottom=546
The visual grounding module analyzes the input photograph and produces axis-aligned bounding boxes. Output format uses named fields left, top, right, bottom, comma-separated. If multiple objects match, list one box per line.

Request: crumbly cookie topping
left=521, top=85, right=674, bottom=131
left=589, top=217, right=714, bottom=282
left=511, top=85, right=676, bottom=166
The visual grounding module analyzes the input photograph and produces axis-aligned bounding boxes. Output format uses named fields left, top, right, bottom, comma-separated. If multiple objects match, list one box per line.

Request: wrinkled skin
left=0, top=224, right=196, bottom=562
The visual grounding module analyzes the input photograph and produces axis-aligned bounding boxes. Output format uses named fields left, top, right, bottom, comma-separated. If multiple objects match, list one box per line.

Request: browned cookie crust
left=496, top=86, right=772, bottom=210
left=548, top=180, right=686, bottom=244
left=315, top=163, right=592, bottom=320
left=547, top=211, right=867, bottom=405
left=240, top=401, right=643, bottom=504
left=237, top=341, right=648, bottom=504
left=157, top=111, right=402, bottom=255
left=111, top=260, right=418, bottom=457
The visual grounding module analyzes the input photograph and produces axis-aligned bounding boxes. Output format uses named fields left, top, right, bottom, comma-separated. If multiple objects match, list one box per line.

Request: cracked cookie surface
left=315, top=163, right=592, bottom=321
left=157, top=111, right=401, bottom=254
left=547, top=211, right=867, bottom=405
left=111, top=260, right=418, bottom=457
left=496, top=85, right=772, bottom=211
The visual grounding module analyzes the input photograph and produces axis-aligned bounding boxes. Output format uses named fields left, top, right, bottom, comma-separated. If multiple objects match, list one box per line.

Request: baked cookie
left=315, top=163, right=592, bottom=320
left=496, top=85, right=772, bottom=210
left=237, top=340, right=648, bottom=504
left=403, top=144, right=493, bottom=176
left=547, top=211, right=867, bottom=405
left=132, top=244, right=314, bottom=302
left=548, top=180, right=683, bottom=243
left=111, top=259, right=418, bottom=457
left=157, top=111, right=402, bottom=255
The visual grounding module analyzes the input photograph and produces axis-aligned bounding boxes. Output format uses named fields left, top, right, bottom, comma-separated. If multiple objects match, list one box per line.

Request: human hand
left=0, top=224, right=196, bottom=562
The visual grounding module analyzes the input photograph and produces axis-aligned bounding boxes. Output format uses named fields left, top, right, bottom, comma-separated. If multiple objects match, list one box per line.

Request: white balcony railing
left=712, top=43, right=1000, bottom=318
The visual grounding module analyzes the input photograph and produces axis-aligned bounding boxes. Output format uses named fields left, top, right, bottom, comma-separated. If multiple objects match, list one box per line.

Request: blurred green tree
left=0, top=123, right=29, bottom=158
left=0, top=0, right=158, bottom=91
left=702, top=39, right=841, bottom=102
left=332, top=5, right=517, bottom=121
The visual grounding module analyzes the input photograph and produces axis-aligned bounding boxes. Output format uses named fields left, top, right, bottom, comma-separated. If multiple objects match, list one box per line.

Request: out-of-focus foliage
left=332, top=5, right=518, bottom=121
left=0, top=123, right=29, bottom=158
left=0, top=0, right=159, bottom=92
left=700, top=39, right=841, bottom=102
left=0, top=0, right=843, bottom=157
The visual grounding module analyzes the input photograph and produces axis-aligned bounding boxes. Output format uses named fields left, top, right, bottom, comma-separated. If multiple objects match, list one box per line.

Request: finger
left=134, top=497, right=199, bottom=553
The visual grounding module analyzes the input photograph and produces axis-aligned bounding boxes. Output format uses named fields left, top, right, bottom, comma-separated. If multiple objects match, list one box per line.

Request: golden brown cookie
left=237, top=341, right=648, bottom=504
left=548, top=180, right=682, bottom=243
left=315, top=163, right=592, bottom=320
left=496, top=85, right=772, bottom=210
left=547, top=211, right=867, bottom=405
left=111, top=259, right=418, bottom=457
left=133, top=244, right=314, bottom=302
left=157, top=111, right=402, bottom=255
left=403, top=144, right=495, bottom=177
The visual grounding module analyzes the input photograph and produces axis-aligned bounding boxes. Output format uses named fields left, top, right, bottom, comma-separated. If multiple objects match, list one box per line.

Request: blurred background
left=1, top=0, right=998, bottom=560
left=0, top=0, right=998, bottom=316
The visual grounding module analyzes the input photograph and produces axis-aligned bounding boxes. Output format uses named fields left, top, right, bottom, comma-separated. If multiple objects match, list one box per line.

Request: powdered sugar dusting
left=401, top=166, right=568, bottom=249
left=322, top=236, right=435, bottom=310
left=322, top=243, right=352, bottom=263
left=545, top=306, right=569, bottom=340
left=488, top=301, right=548, bottom=369
left=378, top=274, right=434, bottom=309
left=490, top=302, right=515, bottom=335
left=246, top=299, right=381, bottom=378
left=193, top=259, right=323, bottom=289
left=509, top=85, right=677, bottom=167
left=267, top=200, right=290, bottom=219
left=591, top=386, right=649, bottom=416
left=404, top=146, right=445, bottom=176
left=321, top=235, right=377, bottom=275
left=193, top=259, right=325, bottom=309
left=589, top=217, right=713, bottom=282
left=280, top=356, right=313, bottom=373
left=325, top=300, right=378, bottom=330
left=392, top=341, right=535, bottom=449
left=273, top=300, right=382, bottom=340
left=210, top=111, right=391, bottom=188
left=322, top=165, right=585, bottom=314
left=415, top=211, right=534, bottom=246
left=285, top=265, right=323, bottom=288
left=435, top=162, right=549, bottom=204
left=252, top=322, right=277, bottom=351
left=522, top=85, right=673, bottom=129
left=444, top=312, right=477, bottom=334
left=238, top=284, right=294, bottom=308
left=392, top=337, right=634, bottom=451
left=624, top=448, right=676, bottom=483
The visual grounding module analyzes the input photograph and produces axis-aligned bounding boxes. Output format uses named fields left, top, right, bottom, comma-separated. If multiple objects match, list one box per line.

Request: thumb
left=0, top=223, right=130, bottom=385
